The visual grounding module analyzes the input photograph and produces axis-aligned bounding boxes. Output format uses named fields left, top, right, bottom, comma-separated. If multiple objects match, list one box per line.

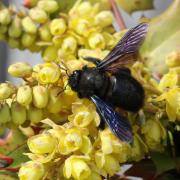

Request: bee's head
left=68, top=70, right=81, bottom=92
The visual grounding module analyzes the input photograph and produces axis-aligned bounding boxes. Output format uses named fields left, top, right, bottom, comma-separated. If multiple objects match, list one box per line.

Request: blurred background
left=0, top=0, right=173, bottom=84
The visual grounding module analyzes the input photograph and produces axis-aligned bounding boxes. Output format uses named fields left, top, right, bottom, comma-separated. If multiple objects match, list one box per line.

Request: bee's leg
left=82, top=56, right=101, bottom=65
left=99, top=119, right=105, bottom=130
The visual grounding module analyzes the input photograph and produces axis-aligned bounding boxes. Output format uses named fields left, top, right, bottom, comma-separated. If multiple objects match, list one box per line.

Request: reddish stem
left=0, top=167, right=20, bottom=172
left=0, top=154, right=14, bottom=166
left=109, top=0, right=126, bottom=30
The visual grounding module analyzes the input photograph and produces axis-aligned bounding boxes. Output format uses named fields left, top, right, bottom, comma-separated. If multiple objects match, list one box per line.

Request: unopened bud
left=17, top=85, right=32, bottom=106
left=29, top=8, right=48, bottom=24
left=28, top=105, right=43, bottom=123
left=0, top=8, right=11, bottom=25
left=166, top=51, right=180, bottom=68
left=0, top=83, right=16, bottom=100
left=37, top=0, right=58, bottom=13
left=11, top=102, right=27, bottom=125
left=8, top=62, right=32, bottom=78
left=50, top=18, right=67, bottom=36
left=18, top=161, right=45, bottom=180
left=33, top=85, right=48, bottom=108
left=22, top=16, right=37, bottom=34
left=8, top=16, right=22, bottom=38
left=0, top=103, right=11, bottom=124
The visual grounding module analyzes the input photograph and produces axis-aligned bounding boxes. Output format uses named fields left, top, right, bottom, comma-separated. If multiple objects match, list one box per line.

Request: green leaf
left=0, top=129, right=29, bottom=168
left=151, top=152, right=176, bottom=175
left=139, top=0, right=180, bottom=74
left=116, top=0, right=154, bottom=14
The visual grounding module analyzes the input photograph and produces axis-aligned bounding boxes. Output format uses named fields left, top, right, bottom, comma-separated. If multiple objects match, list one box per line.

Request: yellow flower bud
left=37, top=0, right=58, bottom=13
left=39, top=23, right=52, bottom=41
left=28, top=133, right=56, bottom=154
left=142, top=119, right=166, bottom=151
left=166, top=51, right=180, bottom=68
left=0, top=83, right=16, bottom=100
left=17, top=85, right=32, bottom=106
left=74, top=19, right=90, bottom=36
left=28, top=105, right=43, bottom=123
left=95, top=11, right=113, bottom=28
left=0, top=8, right=11, bottom=25
left=32, top=85, right=48, bottom=108
left=29, top=8, right=48, bottom=24
left=50, top=18, right=67, bottom=36
left=18, top=161, right=45, bottom=180
left=61, top=36, right=77, bottom=54
left=8, top=16, right=22, bottom=38
left=63, top=156, right=91, bottom=180
left=21, top=33, right=36, bottom=47
left=8, top=38, right=21, bottom=49
left=77, top=2, right=92, bottom=16
left=47, top=87, right=64, bottom=113
left=11, top=102, right=27, bottom=125
left=0, top=103, right=11, bottom=124
left=22, top=16, right=37, bottom=34
left=38, top=63, right=60, bottom=84
left=42, top=46, right=58, bottom=62
left=8, top=62, right=32, bottom=78
left=88, top=33, right=105, bottom=49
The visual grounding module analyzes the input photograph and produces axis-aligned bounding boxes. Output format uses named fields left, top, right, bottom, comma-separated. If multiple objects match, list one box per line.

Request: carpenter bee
left=68, top=23, right=148, bottom=143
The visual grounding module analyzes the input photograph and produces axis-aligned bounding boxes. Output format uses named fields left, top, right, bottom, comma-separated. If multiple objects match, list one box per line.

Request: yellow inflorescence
left=0, top=1, right=179, bottom=180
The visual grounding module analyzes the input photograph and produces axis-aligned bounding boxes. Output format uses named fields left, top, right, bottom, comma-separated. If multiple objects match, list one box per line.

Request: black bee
left=68, top=23, right=148, bottom=143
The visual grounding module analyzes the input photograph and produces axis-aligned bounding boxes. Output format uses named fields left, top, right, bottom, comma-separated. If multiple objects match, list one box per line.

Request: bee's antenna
left=58, top=62, right=70, bottom=77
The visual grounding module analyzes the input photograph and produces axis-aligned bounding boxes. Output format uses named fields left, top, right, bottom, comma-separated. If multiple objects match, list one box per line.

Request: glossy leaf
left=140, top=0, right=180, bottom=73
left=0, top=129, right=29, bottom=168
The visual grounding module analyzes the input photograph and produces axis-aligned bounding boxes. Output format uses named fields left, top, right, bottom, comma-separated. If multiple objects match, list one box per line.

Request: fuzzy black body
left=69, top=66, right=144, bottom=112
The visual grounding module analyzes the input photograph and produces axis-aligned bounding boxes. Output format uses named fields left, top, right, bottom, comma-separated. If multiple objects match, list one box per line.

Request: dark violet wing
left=91, top=95, right=133, bottom=143
left=97, top=23, right=148, bottom=70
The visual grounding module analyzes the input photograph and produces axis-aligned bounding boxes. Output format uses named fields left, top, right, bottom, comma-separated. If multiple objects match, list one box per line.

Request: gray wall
left=1, top=0, right=173, bottom=84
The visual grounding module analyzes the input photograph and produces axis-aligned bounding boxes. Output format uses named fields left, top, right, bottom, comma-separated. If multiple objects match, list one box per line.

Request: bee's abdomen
left=107, top=73, right=144, bottom=112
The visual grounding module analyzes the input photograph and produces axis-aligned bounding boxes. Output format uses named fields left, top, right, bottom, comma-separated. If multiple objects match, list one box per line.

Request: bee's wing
left=91, top=95, right=133, bottom=143
left=97, top=23, right=148, bottom=72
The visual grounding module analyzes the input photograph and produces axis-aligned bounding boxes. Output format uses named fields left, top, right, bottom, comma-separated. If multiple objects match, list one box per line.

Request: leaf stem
left=109, top=0, right=126, bottom=29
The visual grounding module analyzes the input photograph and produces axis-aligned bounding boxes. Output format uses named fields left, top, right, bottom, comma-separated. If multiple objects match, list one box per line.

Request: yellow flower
left=63, top=156, right=91, bottom=180
left=131, top=133, right=148, bottom=161
left=58, top=127, right=92, bottom=155
left=95, top=151, right=120, bottom=177
left=158, top=72, right=179, bottom=91
left=156, top=87, right=180, bottom=121
left=165, top=51, right=180, bottom=68
left=100, top=128, right=131, bottom=163
left=38, top=63, right=61, bottom=84
left=18, top=161, right=45, bottom=180
left=68, top=99, right=100, bottom=128
left=142, top=119, right=166, bottom=151
left=28, top=133, right=57, bottom=154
